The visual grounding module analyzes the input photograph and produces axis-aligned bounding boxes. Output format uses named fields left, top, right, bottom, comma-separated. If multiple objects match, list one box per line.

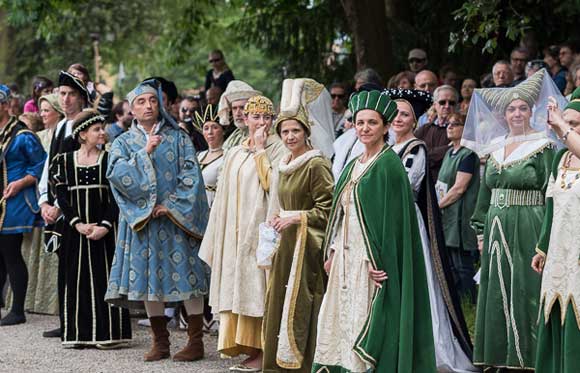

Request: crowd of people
left=1, top=43, right=580, bottom=373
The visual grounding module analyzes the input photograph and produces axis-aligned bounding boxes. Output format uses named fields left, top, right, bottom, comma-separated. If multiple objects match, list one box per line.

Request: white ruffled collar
left=278, top=149, right=323, bottom=175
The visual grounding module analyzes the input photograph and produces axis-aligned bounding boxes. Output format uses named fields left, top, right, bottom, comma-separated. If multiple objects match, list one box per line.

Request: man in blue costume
left=0, top=84, right=46, bottom=325
left=105, top=80, right=210, bottom=362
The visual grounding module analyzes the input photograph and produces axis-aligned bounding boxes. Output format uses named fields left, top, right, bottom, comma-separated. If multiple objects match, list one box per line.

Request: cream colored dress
left=314, top=155, right=377, bottom=373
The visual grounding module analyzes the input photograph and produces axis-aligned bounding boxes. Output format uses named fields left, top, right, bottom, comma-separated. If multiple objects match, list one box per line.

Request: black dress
left=50, top=151, right=131, bottom=346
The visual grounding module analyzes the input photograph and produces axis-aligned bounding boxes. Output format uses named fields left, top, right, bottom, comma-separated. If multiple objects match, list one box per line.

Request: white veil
left=461, top=69, right=567, bottom=156
left=278, top=78, right=335, bottom=158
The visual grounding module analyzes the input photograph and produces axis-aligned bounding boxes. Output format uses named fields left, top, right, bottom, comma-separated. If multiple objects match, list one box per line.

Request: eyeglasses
left=437, top=100, right=456, bottom=106
left=208, top=58, right=222, bottom=63
left=331, top=94, right=345, bottom=99
left=408, top=58, right=426, bottom=64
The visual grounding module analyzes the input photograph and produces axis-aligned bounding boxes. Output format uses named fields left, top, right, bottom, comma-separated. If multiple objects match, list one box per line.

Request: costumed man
left=104, top=80, right=210, bottom=362
left=199, top=95, right=287, bottom=371
left=39, top=71, right=91, bottom=338
left=218, top=80, right=262, bottom=151
left=0, top=84, right=46, bottom=325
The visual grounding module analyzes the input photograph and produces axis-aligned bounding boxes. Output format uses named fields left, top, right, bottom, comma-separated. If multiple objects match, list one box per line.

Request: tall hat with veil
left=461, top=69, right=567, bottom=156
left=278, top=78, right=336, bottom=158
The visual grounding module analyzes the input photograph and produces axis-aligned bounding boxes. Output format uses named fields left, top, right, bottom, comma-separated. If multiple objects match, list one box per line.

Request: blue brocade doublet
left=104, top=119, right=210, bottom=308
left=0, top=120, right=46, bottom=234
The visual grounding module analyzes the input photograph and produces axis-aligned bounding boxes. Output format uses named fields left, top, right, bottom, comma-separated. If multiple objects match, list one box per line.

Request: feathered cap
left=71, top=109, right=106, bottom=141
left=383, top=88, right=433, bottom=120
left=58, top=71, right=91, bottom=106
left=348, top=90, right=398, bottom=122
left=193, top=104, right=220, bottom=130
left=218, top=80, right=262, bottom=125
left=243, top=95, right=274, bottom=116
left=477, top=68, right=545, bottom=113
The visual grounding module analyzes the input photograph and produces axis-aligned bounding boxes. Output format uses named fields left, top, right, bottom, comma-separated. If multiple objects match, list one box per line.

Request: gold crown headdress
left=243, top=95, right=274, bottom=116
left=193, top=104, right=220, bottom=130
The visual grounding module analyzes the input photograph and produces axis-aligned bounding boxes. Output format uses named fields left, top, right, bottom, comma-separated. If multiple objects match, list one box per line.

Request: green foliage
left=450, top=0, right=580, bottom=55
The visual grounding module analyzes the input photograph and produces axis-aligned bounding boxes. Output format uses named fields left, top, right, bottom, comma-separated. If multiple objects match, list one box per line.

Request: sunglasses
left=208, top=58, right=222, bottom=63
left=331, top=94, right=345, bottom=99
left=437, top=99, right=456, bottom=106
left=408, top=58, right=426, bottom=64
left=181, top=107, right=196, bottom=113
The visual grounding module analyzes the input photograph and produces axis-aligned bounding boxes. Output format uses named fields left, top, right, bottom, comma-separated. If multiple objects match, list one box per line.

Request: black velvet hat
left=383, top=88, right=433, bottom=119
left=58, top=71, right=91, bottom=106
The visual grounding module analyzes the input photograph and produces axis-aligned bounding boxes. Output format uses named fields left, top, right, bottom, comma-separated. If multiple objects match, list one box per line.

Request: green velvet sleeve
left=306, top=157, right=334, bottom=231
left=536, top=148, right=565, bottom=257
left=470, top=160, right=491, bottom=236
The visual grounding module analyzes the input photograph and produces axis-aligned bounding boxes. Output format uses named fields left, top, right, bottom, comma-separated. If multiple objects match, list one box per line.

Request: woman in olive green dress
left=531, top=88, right=580, bottom=373
left=261, top=105, right=334, bottom=372
left=463, top=69, right=560, bottom=371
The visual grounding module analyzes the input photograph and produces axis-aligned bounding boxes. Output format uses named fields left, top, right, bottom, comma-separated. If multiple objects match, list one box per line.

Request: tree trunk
left=340, top=0, right=394, bottom=83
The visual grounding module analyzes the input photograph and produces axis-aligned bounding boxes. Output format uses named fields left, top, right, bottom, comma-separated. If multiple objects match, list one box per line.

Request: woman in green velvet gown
left=531, top=89, right=580, bottom=373
left=261, top=106, right=334, bottom=372
left=312, top=90, right=436, bottom=373
left=465, top=69, right=558, bottom=371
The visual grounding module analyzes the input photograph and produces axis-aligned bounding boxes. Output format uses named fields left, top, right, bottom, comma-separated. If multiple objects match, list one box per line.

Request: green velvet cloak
left=313, top=146, right=436, bottom=372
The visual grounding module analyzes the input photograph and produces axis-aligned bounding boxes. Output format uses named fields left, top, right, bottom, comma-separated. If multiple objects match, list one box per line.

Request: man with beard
left=218, top=80, right=262, bottom=151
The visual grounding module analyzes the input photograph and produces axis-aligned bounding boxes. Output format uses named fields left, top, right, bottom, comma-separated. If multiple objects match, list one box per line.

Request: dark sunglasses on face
left=438, top=99, right=456, bottom=106
left=408, top=58, right=426, bottom=64
left=331, top=94, right=345, bottom=99
left=209, top=58, right=222, bottom=63
left=181, top=107, right=196, bottom=113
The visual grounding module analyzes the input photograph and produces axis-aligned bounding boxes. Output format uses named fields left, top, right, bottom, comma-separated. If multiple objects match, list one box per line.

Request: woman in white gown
left=387, top=88, right=478, bottom=373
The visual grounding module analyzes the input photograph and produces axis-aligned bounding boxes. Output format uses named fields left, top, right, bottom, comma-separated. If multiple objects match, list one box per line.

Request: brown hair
left=448, top=112, right=466, bottom=125
left=68, top=63, right=91, bottom=84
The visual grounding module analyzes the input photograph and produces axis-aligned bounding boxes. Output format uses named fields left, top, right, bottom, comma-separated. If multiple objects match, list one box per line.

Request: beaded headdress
left=243, top=95, right=274, bottom=116
left=193, top=104, right=220, bottom=130
left=72, top=109, right=106, bottom=141
left=348, top=90, right=398, bottom=122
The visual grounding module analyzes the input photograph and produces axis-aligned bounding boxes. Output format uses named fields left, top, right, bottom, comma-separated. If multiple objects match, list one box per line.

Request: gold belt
left=490, top=188, right=544, bottom=209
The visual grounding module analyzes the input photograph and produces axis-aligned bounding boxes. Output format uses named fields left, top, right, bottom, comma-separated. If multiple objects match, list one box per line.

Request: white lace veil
left=461, top=69, right=566, bottom=156
left=278, top=78, right=335, bottom=158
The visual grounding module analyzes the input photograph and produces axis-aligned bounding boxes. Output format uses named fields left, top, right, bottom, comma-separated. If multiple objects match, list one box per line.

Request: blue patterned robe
left=104, top=119, right=210, bottom=308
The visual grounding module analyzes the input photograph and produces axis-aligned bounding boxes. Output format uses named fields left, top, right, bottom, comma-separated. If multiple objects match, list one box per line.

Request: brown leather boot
left=144, top=316, right=171, bottom=362
left=173, top=314, right=204, bottom=361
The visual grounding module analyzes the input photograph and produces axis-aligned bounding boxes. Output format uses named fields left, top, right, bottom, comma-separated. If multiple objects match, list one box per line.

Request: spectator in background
left=480, top=73, right=494, bottom=88
left=388, top=71, right=415, bottom=89
left=415, top=70, right=438, bottom=94
left=492, top=60, right=514, bottom=87
left=106, top=100, right=132, bottom=143
left=8, top=94, right=24, bottom=117
left=204, top=49, right=235, bottom=93
left=179, top=96, right=208, bottom=152
left=408, top=48, right=428, bottom=73
left=414, top=70, right=439, bottom=127
left=559, top=43, right=576, bottom=69
left=415, top=85, right=458, bottom=182
left=330, top=82, right=348, bottom=137
left=526, top=59, right=549, bottom=78
left=170, top=94, right=182, bottom=119
left=543, top=45, right=567, bottom=93
left=565, top=64, right=580, bottom=98
left=459, top=78, right=477, bottom=114
left=440, top=65, right=459, bottom=89
left=353, top=68, right=383, bottom=91
left=67, top=63, right=114, bottom=117
left=206, top=86, right=223, bottom=106
left=436, top=112, right=480, bottom=304
left=23, top=76, right=54, bottom=114
left=510, top=47, right=529, bottom=85
left=18, top=112, right=44, bottom=132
